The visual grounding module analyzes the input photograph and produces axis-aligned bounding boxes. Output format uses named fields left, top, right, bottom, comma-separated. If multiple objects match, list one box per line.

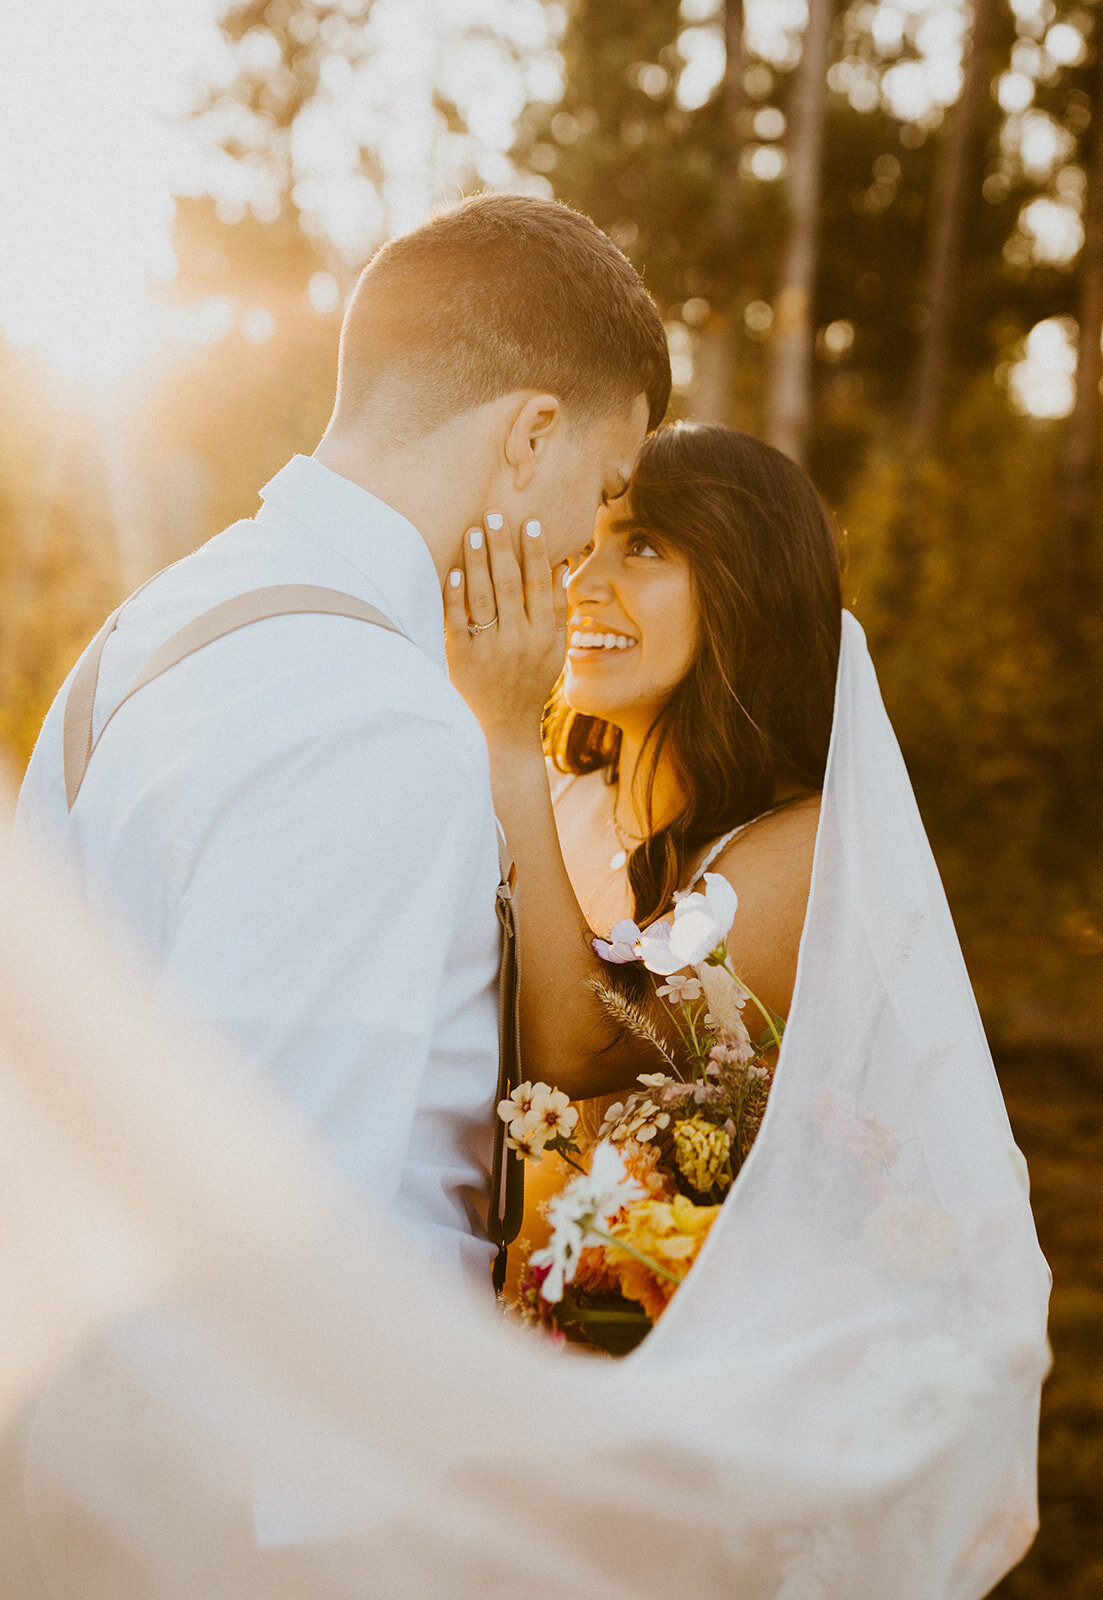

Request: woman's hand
left=444, top=510, right=569, bottom=750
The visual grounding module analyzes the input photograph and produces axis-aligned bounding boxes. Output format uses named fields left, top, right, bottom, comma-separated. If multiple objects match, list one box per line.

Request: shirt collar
left=256, top=455, right=446, bottom=669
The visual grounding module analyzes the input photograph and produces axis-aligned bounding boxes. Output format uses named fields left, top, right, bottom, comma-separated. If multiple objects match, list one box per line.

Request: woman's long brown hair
left=544, top=423, right=843, bottom=927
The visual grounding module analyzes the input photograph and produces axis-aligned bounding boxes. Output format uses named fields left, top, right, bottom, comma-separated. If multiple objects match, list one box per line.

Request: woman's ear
left=503, top=393, right=561, bottom=490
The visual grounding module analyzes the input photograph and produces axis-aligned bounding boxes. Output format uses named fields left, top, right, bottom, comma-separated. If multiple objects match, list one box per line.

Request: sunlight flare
left=0, top=1, right=222, bottom=386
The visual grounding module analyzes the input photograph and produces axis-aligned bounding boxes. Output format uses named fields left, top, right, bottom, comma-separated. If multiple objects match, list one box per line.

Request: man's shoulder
left=103, top=524, right=444, bottom=716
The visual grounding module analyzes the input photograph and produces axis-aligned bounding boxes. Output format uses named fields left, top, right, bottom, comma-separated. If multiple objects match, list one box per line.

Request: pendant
left=609, top=849, right=627, bottom=872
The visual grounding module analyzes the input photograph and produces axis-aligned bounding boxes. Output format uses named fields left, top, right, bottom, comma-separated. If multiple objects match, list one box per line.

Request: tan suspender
left=62, top=579, right=525, bottom=1285
left=64, top=584, right=405, bottom=812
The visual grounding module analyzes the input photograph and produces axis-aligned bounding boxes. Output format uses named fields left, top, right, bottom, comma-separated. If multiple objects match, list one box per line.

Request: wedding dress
left=0, top=612, right=1050, bottom=1599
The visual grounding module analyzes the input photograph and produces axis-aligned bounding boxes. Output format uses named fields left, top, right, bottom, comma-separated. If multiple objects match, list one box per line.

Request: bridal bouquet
left=502, top=875, right=782, bottom=1354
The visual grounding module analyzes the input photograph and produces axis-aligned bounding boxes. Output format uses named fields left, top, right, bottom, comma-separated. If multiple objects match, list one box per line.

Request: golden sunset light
left=1, top=7, right=1101, bottom=1590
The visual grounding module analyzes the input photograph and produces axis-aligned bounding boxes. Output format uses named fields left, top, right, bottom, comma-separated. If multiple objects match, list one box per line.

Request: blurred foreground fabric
left=0, top=615, right=1051, bottom=1599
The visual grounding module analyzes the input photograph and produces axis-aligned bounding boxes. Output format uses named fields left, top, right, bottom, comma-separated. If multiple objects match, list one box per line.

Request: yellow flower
left=605, top=1194, right=722, bottom=1321
left=672, top=1114, right=732, bottom=1194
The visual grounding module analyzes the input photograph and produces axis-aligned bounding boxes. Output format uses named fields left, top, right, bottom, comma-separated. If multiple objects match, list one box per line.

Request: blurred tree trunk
left=1056, top=38, right=1103, bottom=657
left=910, top=0, right=1002, bottom=451
left=764, top=0, right=835, bottom=465
left=692, top=0, right=745, bottom=424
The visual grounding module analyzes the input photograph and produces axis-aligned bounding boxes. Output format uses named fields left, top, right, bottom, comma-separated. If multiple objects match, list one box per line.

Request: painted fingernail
left=448, top=569, right=463, bottom=588
left=525, top=519, right=542, bottom=539
left=469, top=528, right=484, bottom=550
left=486, top=513, right=504, bottom=530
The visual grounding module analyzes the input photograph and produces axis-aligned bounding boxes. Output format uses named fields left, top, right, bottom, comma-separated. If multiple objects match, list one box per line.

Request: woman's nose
left=566, top=547, right=615, bottom=604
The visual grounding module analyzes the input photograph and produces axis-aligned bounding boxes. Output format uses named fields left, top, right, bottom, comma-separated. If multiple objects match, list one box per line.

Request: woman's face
left=563, top=497, right=698, bottom=732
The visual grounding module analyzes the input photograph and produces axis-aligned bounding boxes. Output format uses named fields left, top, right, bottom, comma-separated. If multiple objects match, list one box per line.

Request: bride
left=446, top=421, right=841, bottom=1101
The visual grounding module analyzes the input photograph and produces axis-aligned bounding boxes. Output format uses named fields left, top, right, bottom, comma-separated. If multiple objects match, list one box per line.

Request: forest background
left=1, top=1, right=1101, bottom=1593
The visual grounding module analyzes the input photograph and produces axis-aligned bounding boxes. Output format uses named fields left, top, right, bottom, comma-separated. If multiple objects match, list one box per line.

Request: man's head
left=323, top=193, right=671, bottom=568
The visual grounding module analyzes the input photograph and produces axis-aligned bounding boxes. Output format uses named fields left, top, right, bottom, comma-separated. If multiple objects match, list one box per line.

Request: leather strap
left=63, top=577, right=526, bottom=1287
left=488, top=832, right=525, bottom=1293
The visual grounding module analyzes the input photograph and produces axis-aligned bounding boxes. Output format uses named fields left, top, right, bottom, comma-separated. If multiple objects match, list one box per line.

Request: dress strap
left=684, top=802, right=793, bottom=890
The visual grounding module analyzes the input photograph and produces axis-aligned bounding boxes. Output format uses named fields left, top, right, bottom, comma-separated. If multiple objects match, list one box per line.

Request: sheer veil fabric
left=0, top=612, right=1050, bottom=1599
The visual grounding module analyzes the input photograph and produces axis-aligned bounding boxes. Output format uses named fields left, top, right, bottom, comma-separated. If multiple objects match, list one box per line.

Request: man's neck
left=312, top=429, right=474, bottom=589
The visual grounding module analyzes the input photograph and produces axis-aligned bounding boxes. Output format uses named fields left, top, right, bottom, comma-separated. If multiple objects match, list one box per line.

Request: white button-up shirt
left=15, top=455, right=501, bottom=1289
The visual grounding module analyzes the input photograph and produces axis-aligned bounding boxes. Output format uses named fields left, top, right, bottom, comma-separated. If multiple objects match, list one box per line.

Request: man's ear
left=503, top=393, right=562, bottom=490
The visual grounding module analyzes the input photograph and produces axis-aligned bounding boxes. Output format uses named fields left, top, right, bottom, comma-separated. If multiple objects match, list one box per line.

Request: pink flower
left=709, top=1039, right=754, bottom=1068
left=593, top=918, right=643, bottom=964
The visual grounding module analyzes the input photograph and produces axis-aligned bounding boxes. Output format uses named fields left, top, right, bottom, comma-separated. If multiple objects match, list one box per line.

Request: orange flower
left=617, top=1137, right=678, bottom=1202
left=571, top=1244, right=622, bottom=1297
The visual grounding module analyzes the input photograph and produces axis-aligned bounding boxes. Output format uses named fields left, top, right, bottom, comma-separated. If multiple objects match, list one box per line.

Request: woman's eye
left=568, top=542, right=594, bottom=572
left=627, top=535, right=661, bottom=558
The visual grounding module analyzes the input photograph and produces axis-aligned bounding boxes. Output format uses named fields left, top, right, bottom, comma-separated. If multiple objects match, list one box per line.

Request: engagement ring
left=467, top=616, right=498, bottom=635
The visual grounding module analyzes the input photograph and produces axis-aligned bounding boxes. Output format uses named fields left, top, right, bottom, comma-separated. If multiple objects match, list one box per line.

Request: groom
left=14, top=194, right=671, bottom=1291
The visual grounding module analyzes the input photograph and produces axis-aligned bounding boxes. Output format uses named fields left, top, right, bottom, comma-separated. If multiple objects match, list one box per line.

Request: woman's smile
left=561, top=499, right=697, bottom=727
left=566, top=616, right=640, bottom=658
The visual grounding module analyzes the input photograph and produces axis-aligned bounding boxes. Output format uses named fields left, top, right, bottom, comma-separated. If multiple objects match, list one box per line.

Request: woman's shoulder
left=694, top=793, right=821, bottom=890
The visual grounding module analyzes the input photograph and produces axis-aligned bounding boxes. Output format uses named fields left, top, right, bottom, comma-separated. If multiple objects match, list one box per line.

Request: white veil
left=0, top=612, right=1050, bottom=1599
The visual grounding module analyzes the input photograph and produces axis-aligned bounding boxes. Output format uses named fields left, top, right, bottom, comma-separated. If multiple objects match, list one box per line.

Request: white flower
left=637, top=1072, right=672, bottom=1089
left=523, top=1086, right=579, bottom=1142
left=635, top=919, right=683, bottom=976
left=626, top=1101, right=671, bottom=1142
left=506, top=1126, right=546, bottom=1163
left=695, top=961, right=749, bottom=1037
left=656, top=973, right=702, bottom=1005
left=599, top=1093, right=671, bottom=1144
left=497, top=1081, right=538, bottom=1126
left=666, top=873, right=738, bottom=967
left=531, top=1142, right=645, bottom=1302
left=527, top=1241, right=579, bottom=1304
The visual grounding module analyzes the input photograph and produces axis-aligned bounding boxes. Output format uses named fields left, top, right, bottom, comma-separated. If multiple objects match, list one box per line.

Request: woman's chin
left=562, top=678, right=622, bottom=724
left=564, top=661, right=665, bottom=728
